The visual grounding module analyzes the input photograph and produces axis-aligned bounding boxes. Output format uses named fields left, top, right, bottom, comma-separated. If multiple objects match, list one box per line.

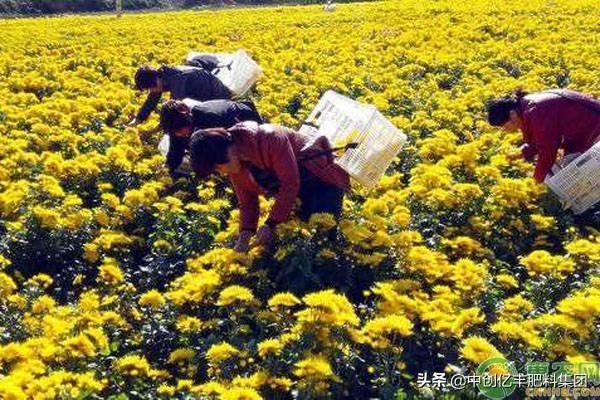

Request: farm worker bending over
left=130, top=64, right=232, bottom=126
left=487, top=89, right=600, bottom=183
left=188, top=121, right=350, bottom=252
left=159, top=99, right=263, bottom=178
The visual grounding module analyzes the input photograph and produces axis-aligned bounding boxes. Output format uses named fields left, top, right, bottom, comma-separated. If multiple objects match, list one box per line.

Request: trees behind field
left=0, top=0, right=350, bottom=15
left=0, top=1, right=175, bottom=15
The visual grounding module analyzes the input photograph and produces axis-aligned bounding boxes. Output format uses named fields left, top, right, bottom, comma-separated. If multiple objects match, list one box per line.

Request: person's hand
left=139, top=129, right=153, bottom=143
left=139, top=125, right=162, bottom=143
left=250, top=225, right=274, bottom=249
left=506, top=151, right=521, bottom=161
left=148, top=125, right=162, bottom=135
left=234, top=230, right=254, bottom=253
left=520, top=143, right=537, bottom=162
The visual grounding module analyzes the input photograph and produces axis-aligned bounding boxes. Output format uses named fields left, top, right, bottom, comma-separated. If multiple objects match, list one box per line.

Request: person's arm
left=136, top=92, right=162, bottom=122
left=533, top=143, right=560, bottom=183
left=261, top=130, right=301, bottom=226
left=165, top=137, right=187, bottom=177
left=230, top=171, right=260, bottom=233
left=528, top=110, right=560, bottom=183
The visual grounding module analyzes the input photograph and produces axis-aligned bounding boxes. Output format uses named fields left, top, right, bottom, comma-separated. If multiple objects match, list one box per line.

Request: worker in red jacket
left=487, top=89, right=600, bottom=183
left=188, top=121, right=350, bottom=252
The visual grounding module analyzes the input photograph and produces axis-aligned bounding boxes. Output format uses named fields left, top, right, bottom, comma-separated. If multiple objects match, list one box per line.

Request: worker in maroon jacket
left=487, top=89, right=600, bottom=183
left=188, top=121, right=350, bottom=252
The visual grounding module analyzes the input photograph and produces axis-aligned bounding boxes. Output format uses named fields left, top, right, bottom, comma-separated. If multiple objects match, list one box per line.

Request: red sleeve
left=230, top=170, right=260, bottom=232
left=261, top=130, right=300, bottom=225
left=533, top=146, right=559, bottom=183
left=527, top=110, right=560, bottom=183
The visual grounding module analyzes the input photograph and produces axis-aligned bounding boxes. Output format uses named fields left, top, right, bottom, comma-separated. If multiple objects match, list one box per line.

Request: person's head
left=486, top=90, right=527, bottom=132
left=134, top=66, right=163, bottom=93
left=160, top=100, right=193, bottom=137
left=189, top=128, right=241, bottom=179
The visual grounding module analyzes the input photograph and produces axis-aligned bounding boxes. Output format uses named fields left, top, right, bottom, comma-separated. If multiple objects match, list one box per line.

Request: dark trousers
left=297, top=168, right=344, bottom=222
left=249, top=166, right=344, bottom=222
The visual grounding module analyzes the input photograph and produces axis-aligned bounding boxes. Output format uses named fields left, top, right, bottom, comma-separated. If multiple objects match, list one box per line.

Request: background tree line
left=0, top=0, right=349, bottom=15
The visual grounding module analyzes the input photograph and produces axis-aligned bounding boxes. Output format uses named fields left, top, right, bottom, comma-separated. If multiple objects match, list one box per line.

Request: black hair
left=486, top=89, right=528, bottom=126
left=134, top=66, right=160, bottom=90
left=160, top=101, right=193, bottom=135
left=189, top=129, right=232, bottom=179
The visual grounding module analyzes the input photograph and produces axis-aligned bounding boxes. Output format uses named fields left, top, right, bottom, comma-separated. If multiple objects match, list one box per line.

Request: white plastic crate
left=545, top=141, right=600, bottom=214
left=300, top=90, right=406, bottom=189
left=186, top=49, right=263, bottom=99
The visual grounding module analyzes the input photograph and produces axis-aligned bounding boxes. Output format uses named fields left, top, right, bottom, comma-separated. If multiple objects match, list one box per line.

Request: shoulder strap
left=211, top=61, right=234, bottom=76
left=298, top=142, right=359, bottom=162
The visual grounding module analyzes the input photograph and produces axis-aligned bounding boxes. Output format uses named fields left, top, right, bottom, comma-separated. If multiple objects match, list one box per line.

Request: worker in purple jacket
left=487, top=89, right=600, bottom=182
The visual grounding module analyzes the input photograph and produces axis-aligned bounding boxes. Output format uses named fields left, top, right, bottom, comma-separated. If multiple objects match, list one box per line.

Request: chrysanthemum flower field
left=0, top=0, right=599, bottom=398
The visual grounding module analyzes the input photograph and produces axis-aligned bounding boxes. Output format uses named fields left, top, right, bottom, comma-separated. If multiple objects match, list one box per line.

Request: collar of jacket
left=516, top=96, right=528, bottom=117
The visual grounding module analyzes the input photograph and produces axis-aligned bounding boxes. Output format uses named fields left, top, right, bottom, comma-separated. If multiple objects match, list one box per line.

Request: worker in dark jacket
left=130, top=65, right=232, bottom=125
left=159, top=99, right=262, bottom=177
left=487, top=89, right=600, bottom=183
left=188, top=121, right=350, bottom=252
